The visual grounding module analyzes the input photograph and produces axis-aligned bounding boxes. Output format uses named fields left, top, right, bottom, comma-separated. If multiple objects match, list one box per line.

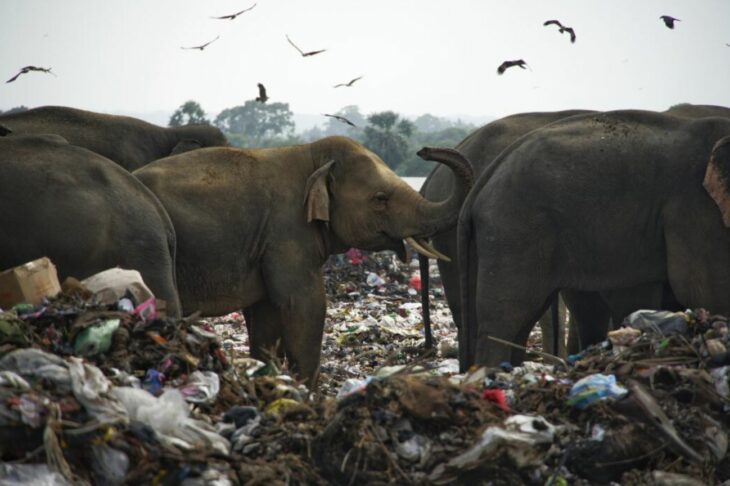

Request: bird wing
left=6, top=71, right=23, bottom=83
left=497, top=62, right=507, bottom=75
left=333, top=82, right=345, bottom=88
left=258, top=83, right=267, bottom=97
left=286, top=35, right=305, bottom=55
left=210, top=14, right=234, bottom=19
left=544, top=20, right=562, bottom=27
left=348, top=76, right=363, bottom=86
left=564, top=27, right=576, bottom=43
left=203, top=36, right=220, bottom=48
left=303, top=49, right=326, bottom=57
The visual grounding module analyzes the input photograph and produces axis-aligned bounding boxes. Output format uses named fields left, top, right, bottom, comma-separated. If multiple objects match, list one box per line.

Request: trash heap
left=0, top=254, right=729, bottom=485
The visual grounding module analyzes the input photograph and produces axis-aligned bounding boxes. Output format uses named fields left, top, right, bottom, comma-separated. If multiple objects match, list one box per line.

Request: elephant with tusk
left=0, top=105, right=228, bottom=171
left=134, top=136, right=473, bottom=384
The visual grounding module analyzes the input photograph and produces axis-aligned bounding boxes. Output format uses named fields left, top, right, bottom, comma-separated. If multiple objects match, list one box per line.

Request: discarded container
left=0, top=257, right=61, bottom=309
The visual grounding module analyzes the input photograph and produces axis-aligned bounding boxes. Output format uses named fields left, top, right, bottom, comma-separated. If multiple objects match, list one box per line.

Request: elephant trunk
left=413, top=147, right=474, bottom=236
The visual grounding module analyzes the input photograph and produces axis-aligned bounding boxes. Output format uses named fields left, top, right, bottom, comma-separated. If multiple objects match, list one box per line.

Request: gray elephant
left=458, top=109, right=730, bottom=368
left=0, top=106, right=228, bottom=171
left=0, top=134, right=182, bottom=317
left=419, top=110, right=592, bottom=356
left=134, top=136, right=473, bottom=384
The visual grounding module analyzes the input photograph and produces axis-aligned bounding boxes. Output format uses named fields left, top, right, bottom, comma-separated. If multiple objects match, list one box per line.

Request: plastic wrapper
left=567, top=373, right=628, bottom=409
left=180, top=370, right=220, bottom=404
left=0, top=464, right=71, bottom=485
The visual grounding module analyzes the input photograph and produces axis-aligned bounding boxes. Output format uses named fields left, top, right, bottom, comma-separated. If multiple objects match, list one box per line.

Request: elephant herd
left=0, top=106, right=472, bottom=384
left=1, top=103, right=729, bottom=384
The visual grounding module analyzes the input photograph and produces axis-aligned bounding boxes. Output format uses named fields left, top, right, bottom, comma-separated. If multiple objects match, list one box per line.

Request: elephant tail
left=419, top=253, right=433, bottom=349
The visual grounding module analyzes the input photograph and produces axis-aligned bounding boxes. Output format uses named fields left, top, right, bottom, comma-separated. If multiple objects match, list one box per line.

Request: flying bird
left=660, top=15, right=680, bottom=29
left=543, top=19, right=576, bottom=43
left=324, top=114, right=356, bottom=128
left=286, top=35, right=326, bottom=57
left=210, top=3, right=256, bottom=20
left=256, top=83, right=268, bottom=103
left=6, top=65, right=56, bottom=83
left=333, top=76, right=363, bottom=88
left=497, top=59, right=528, bottom=75
left=181, top=36, right=220, bottom=51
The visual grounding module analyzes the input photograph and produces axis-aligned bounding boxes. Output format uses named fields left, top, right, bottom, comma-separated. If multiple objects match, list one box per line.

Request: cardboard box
left=0, top=257, right=62, bottom=309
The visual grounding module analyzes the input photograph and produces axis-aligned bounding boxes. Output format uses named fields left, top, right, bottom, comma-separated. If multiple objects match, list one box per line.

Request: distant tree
left=0, top=105, right=29, bottom=115
left=413, top=113, right=453, bottom=133
left=169, top=100, right=210, bottom=127
left=215, top=100, right=295, bottom=147
left=363, top=111, right=413, bottom=171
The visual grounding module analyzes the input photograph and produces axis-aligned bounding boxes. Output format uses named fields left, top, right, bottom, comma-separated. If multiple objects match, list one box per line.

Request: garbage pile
left=0, top=254, right=729, bottom=485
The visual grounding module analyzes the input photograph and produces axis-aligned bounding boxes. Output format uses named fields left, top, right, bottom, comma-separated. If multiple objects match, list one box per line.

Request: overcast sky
left=1, top=0, right=729, bottom=125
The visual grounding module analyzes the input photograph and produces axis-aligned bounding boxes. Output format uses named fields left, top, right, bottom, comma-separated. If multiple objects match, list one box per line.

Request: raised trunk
left=413, top=147, right=474, bottom=236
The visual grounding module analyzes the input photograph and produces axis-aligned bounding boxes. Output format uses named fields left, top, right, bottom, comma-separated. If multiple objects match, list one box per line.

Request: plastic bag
left=68, top=357, right=128, bottom=425
left=90, top=443, right=129, bottom=486
left=73, top=319, right=120, bottom=356
left=179, top=371, right=220, bottom=404
left=0, top=348, right=71, bottom=394
left=623, top=309, right=689, bottom=335
left=567, top=373, right=628, bottom=409
left=0, top=464, right=71, bottom=485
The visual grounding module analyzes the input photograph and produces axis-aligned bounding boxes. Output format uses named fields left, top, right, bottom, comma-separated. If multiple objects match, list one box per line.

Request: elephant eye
left=372, top=192, right=389, bottom=210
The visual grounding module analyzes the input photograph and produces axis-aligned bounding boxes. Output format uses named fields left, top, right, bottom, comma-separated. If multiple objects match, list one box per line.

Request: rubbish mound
left=0, top=255, right=729, bottom=484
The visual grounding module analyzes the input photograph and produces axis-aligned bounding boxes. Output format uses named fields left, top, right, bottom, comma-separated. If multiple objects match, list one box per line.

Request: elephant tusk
left=405, top=237, right=451, bottom=262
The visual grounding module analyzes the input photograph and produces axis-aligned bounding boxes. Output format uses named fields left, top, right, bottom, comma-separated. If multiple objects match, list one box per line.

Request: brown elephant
left=0, top=106, right=228, bottom=171
left=0, top=134, right=182, bottom=317
left=134, top=136, right=473, bottom=383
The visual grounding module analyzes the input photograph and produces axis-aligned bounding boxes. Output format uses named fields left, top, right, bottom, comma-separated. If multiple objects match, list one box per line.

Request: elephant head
left=168, top=124, right=229, bottom=156
left=305, top=137, right=473, bottom=261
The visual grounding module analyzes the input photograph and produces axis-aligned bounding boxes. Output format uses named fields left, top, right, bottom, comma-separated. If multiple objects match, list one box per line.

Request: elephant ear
left=703, top=136, right=730, bottom=228
left=303, top=160, right=335, bottom=223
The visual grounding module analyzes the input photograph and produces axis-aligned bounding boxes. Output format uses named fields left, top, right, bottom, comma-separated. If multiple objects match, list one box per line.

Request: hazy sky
left=1, top=0, right=729, bottom=123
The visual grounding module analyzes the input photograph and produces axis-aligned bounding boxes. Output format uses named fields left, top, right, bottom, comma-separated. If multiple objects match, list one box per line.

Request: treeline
left=169, top=100, right=479, bottom=176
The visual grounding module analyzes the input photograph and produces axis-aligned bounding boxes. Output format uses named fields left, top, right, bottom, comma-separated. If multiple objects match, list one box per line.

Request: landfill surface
left=0, top=250, right=729, bottom=485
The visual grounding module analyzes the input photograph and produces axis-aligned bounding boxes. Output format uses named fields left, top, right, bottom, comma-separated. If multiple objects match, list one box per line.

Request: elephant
left=0, top=134, right=182, bottom=317
left=420, top=104, right=730, bottom=362
left=419, top=109, right=593, bottom=356
left=0, top=105, right=228, bottom=171
left=457, top=109, right=730, bottom=368
left=134, top=136, right=473, bottom=384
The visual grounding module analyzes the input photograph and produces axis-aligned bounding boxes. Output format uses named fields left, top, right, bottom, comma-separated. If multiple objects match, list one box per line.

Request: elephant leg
left=600, top=282, right=664, bottom=325
left=246, top=301, right=284, bottom=362
left=278, top=277, right=326, bottom=387
left=262, top=253, right=327, bottom=386
left=472, top=258, right=555, bottom=367
left=561, top=290, right=611, bottom=350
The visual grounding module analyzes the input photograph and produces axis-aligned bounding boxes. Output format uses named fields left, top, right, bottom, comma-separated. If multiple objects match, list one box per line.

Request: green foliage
left=215, top=100, right=295, bottom=147
left=0, top=105, right=29, bottom=115
left=362, top=111, right=413, bottom=171
left=169, top=100, right=210, bottom=127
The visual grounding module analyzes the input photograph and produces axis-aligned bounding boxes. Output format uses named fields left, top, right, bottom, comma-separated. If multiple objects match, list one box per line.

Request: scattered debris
left=1, top=255, right=729, bottom=483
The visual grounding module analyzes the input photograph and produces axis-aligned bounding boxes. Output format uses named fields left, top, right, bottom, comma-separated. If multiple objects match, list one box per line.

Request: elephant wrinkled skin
left=135, top=136, right=473, bottom=384
left=0, top=134, right=182, bottom=317
left=0, top=106, right=228, bottom=171
left=458, top=110, right=730, bottom=368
